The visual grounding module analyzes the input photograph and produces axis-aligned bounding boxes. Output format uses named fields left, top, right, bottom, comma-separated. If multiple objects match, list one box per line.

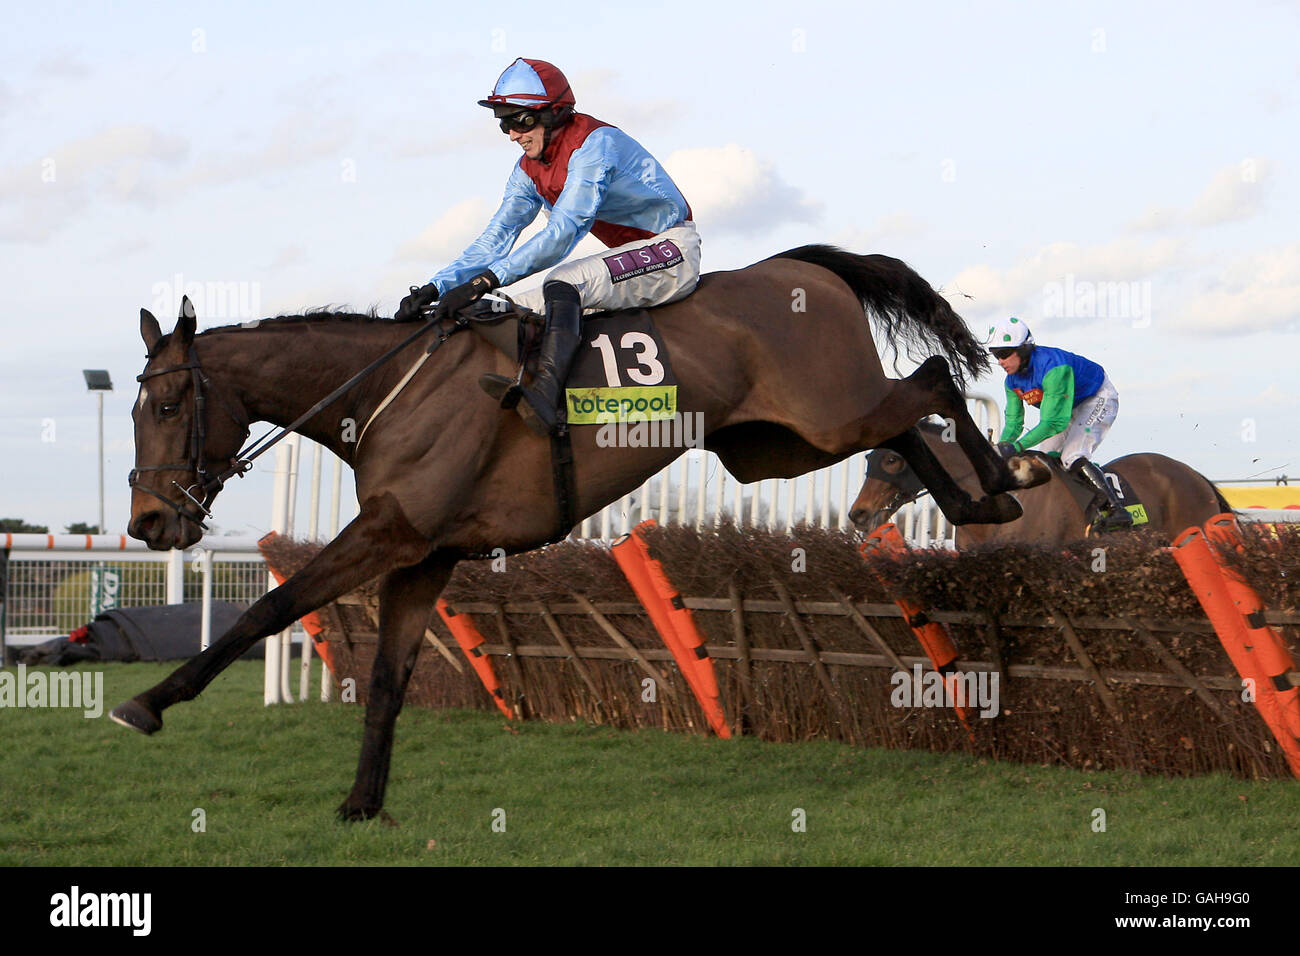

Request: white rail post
left=695, top=451, right=707, bottom=529
left=165, top=549, right=184, bottom=605
left=265, top=443, right=291, bottom=705
left=280, top=435, right=299, bottom=703
left=681, top=460, right=691, bottom=528
left=329, top=456, right=343, bottom=540
left=660, top=467, right=670, bottom=524
left=323, top=438, right=341, bottom=703
left=820, top=469, right=831, bottom=527
left=717, top=463, right=728, bottom=522
left=199, top=548, right=214, bottom=650
left=308, top=440, right=322, bottom=542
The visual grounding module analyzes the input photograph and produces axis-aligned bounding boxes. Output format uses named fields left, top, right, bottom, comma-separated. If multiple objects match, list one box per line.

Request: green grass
left=1, top=660, right=1297, bottom=865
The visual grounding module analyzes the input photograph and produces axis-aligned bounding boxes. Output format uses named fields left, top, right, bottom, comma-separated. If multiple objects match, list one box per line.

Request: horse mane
left=196, top=305, right=425, bottom=336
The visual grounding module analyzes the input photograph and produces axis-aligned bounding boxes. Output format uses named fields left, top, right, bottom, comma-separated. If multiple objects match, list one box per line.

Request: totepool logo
left=566, top=386, right=677, bottom=425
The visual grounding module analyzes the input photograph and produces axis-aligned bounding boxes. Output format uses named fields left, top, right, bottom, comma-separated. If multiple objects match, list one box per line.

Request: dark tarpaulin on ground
left=9, top=602, right=262, bottom=666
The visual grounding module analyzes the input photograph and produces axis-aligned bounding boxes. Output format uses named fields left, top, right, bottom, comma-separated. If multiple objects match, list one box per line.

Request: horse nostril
left=130, top=511, right=162, bottom=540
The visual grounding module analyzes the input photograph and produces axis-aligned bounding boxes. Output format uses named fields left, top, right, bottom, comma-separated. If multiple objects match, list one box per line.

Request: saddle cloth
left=491, top=302, right=680, bottom=425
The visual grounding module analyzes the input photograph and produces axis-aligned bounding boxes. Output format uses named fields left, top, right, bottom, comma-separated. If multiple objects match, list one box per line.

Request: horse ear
left=141, top=309, right=163, bottom=352
left=175, top=295, right=197, bottom=345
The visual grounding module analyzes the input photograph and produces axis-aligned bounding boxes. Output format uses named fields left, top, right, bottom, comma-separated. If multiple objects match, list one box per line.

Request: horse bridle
left=127, top=310, right=474, bottom=531
left=128, top=344, right=250, bottom=531
left=863, top=450, right=929, bottom=524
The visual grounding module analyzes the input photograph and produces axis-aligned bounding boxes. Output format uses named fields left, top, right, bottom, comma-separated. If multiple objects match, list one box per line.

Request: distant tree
left=64, top=522, right=102, bottom=535
left=0, top=518, right=48, bottom=533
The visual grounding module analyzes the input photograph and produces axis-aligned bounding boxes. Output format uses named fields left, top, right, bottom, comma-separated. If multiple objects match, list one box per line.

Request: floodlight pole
left=97, top=390, right=105, bottom=534
left=83, top=369, right=113, bottom=534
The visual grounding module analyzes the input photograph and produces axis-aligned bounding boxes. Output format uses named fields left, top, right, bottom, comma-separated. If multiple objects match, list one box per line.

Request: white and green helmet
left=983, top=316, right=1034, bottom=350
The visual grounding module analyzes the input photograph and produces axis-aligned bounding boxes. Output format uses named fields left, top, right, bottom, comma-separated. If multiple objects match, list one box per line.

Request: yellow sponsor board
left=1219, top=485, right=1300, bottom=510
left=566, top=386, right=678, bottom=424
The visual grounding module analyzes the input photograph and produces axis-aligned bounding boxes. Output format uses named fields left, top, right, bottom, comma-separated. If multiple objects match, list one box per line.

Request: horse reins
left=129, top=312, right=466, bottom=530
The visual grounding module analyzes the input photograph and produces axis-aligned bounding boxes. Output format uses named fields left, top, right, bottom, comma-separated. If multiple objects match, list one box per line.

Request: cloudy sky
left=2, top=0, right=1297, bottom=538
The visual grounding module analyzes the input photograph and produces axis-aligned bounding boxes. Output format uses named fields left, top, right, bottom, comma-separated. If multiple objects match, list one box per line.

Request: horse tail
left=1210, top=479, right=1233, bottom=515
left=771, top=244, right=990, bottom=391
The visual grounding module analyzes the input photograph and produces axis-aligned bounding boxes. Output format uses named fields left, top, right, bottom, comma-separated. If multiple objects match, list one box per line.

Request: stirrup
left=516, top=385, right=561, bottom=437
left=1092, top=505, right=1135, bottom=532
left=480, top=373, right=523, bottom=410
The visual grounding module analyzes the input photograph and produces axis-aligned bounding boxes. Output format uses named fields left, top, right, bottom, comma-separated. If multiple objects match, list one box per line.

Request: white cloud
left=1175, top=242, right=1300, bottom=335
left=1188, top=159, right=1273, bottom=226
left=94, top=236, right=151, bottom=262
left=395, top=121, right=498, bottom=159
left=1122, top=369, right=1213, bottom=395
left=1248, top=384, right=1300, bottom=407
left=0, top=124, right=189, bottom=242
left=829, top=212, right=927, bottom=252
left=35, top=53, right=92, bottom=80
left=946, top=237, right=1191, bottom=319
left=265, top=245, right=305, bottom=271
left=394, top=197, right=492, bottom=263
left=0, top=124, right=188, bottom=200
left=1127, top=159, right=1274, bottom=232
left=662, top=144, right=822, bottom=235
left=572, top=68, right=686, bottom=134
left=164, top=109, right=351, bottom=193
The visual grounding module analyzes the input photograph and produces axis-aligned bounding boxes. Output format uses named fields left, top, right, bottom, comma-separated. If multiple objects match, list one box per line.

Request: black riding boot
left=1071, top=459, right=1134, bottom=532
left=479, top=281, right=583, bottom=437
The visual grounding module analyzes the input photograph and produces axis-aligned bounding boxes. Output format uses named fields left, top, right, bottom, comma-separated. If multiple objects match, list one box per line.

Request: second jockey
left=985, top=316, right=1134, bottom=531
left=398, top=57, right=700, bottom=436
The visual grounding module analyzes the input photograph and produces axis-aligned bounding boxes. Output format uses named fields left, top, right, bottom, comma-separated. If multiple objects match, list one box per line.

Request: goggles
left=498, top=110, right=542, bottom=134
left=990, top=347, right=1019, bottom=360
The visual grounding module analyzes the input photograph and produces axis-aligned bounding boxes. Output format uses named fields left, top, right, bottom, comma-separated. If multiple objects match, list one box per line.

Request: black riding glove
left=396, top=283, right=439, bottom=321
left=434, top=271, right=499, bottom=321
left=996, top=441, right=1020, bottom=459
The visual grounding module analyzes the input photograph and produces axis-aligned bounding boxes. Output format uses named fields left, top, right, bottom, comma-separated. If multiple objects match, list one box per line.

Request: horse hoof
left=109, top=699, right=163, bottom=735
left=337, top=800, right=382, bottom=823
left=988, top=493, right=1023, bottom=524
left=1009, top=455, right=1051, bottom=489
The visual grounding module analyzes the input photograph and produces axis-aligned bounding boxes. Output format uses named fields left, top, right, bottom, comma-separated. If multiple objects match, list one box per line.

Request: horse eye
left=160, top=402, right=180, bottom=418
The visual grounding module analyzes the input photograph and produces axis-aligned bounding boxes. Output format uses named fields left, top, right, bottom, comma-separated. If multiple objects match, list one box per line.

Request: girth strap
left=548, top=411, right=577, bottom=543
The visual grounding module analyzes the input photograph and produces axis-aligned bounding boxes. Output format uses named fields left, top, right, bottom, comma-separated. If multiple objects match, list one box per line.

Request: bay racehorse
left=850, top=418, right=1229, bottom=545
left=112, top=244, right=1050, bottom=820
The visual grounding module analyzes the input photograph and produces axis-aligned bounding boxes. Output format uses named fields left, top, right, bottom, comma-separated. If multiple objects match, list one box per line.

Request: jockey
left=397, top=57, right=700, bottom=436
left=985, top=316, right=1134, bottom=531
